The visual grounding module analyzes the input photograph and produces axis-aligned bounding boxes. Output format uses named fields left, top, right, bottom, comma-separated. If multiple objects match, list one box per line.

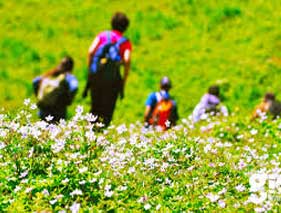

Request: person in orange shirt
left=251, top=93, right=276, bottom=120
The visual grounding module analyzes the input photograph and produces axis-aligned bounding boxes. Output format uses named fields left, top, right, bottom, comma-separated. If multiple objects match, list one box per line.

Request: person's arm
left=32, top=76, right=42, bottom=96
left=144, top=93, right=156, bottom=124
left=87, top=37, right=100, bottom=70
left=65, top=74, right=78, bottom=105
left=83, top=37, right=100, bottom=98
left=144, top=105, right=151, bottom=123
left=123, top=49, right=131, bottom=85
left=119, top=49, right=131, bottom=99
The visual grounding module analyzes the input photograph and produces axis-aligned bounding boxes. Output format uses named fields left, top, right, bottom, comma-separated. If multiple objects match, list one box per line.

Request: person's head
left=160, top=76, right=172, bottom=91
left=58, top=56, right=74, bottom=73
left=208, top=85, right=220, bottom=97
left=264, top=92, right=275, bottom=102
left=111, top=12, right=130, bottom=33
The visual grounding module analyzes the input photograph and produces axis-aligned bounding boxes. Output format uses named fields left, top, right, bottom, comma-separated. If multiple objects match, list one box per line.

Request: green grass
left=1, top=0, right=281, bottom=124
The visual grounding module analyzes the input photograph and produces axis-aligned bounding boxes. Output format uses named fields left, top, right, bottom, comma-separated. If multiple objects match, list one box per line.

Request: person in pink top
left=83, top=12, right=132, bottom=127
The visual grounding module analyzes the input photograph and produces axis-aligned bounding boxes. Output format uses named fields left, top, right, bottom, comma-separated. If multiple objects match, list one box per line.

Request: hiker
left=82, top=12, right=132, bottom=127
left=144, top=76, right=179, bottom=130
left=33, top=56, right=78, bottom=123
left=192, top=85, right=228, bottom=123
left=251, top=92, right=281, bottom=120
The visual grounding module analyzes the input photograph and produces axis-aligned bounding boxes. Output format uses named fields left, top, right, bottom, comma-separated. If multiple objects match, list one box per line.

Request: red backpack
left=150, top=98, right=174, bottom=130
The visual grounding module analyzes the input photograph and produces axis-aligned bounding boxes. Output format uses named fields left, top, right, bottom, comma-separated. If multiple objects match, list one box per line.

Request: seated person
left=144, top=76, right=179, bottom=130
left=252, top=92, right=281, bottom=120
left=192, top=85, right=228, bottom=123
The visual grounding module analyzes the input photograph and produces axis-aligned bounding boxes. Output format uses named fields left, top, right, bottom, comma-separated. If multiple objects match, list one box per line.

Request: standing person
left=192, top=85, right=228, bottom=123
left=83, top=12, right=132, bottom=127
left=144, top=77, right=179, bottom=130
left=33, top=56, right=78, bottom=123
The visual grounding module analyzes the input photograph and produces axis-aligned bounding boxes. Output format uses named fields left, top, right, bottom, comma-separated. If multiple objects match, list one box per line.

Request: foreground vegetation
left=0, top=101, right=280, bottom=212
left=1, top=1, right=281, bottom=212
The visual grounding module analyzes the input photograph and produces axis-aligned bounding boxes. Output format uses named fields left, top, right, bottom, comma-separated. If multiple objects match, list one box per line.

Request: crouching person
left=33, top=56, right=78, bottom=123
left=192, top=85, right=228, bottom=123
left=144, top=77, right=179, bottom=130
left=251, top=92, right=281, bottom=120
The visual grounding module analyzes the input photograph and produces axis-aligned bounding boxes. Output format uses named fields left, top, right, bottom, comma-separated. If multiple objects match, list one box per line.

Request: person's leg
left=103, top=89, right=119, bottom=126
left=90, top=76, right=105, bottom=122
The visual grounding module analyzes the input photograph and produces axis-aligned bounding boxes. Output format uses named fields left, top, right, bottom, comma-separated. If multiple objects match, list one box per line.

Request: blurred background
left=1, top=0, right=281, bottom=124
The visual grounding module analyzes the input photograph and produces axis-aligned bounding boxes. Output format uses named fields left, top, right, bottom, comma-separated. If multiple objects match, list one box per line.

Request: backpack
left=37, top=74, right=68, bottom=108
left=269, top=100, right=281, bottom=119
left=150, top=93, right=174, bottom=130
left=90, top=32, right=127, bottom=80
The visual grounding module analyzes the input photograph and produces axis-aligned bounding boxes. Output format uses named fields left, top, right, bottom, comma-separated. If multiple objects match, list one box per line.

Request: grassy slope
left=1, top=0, right=281, bottom=124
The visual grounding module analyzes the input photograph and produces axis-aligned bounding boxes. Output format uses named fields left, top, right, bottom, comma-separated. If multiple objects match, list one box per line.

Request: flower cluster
left=0, top=100, right=280, bottom=212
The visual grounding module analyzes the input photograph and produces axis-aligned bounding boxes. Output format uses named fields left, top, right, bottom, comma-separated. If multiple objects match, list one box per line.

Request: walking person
left=83, top=12, right=132, bottom=127
left=33, top=56, right=78, bottom=123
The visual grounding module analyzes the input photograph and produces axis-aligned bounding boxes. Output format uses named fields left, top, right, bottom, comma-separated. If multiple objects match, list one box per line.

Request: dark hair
left=59, top=56, right=74, bottom=72
left=264, top=92, right=275, bottom=101
left=208, top=85, right=220, bottom=97
left=160, top=76, right=172, bottom=91
left=43, top=56, right=74, bottom=78
left=111, top=12, right=129, bottom=33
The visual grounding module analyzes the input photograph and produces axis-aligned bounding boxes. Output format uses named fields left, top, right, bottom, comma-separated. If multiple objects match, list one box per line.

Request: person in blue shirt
left=33, top=56, right=78, bottom=122
left=144, top=76, right=179, bottom=128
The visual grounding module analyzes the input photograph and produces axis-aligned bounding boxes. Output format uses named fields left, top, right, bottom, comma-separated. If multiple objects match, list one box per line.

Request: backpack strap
left=115, top=36, right=127, bottom=48
left=106, top=31, right=111, bottom=43
left=155, top=92, right=162, bottom=102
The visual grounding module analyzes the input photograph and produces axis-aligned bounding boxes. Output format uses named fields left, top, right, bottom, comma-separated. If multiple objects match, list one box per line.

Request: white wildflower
left=235, top=184, right=246, bottom=192
left=79, top=167, right=88, bottom=173
left=144, top=203, right=151, bottom=210
left=50, top=199, right=57, bottom=205
left=250, top=129, right=258, bottom=135
left=156, top=204, right=161, bottom=210
left=70, top=202, right=80, bottom=213
left=42, top=189, right=50, bottom=196
left=206, top=193, right=220, bottom=202
left=24, top=98, right=31, bottom=106
left=104, top=190, right=114, bottom=198
left=70, top=189, right=83, bottom=196
left=116, top=124, right=127, bottom=134
left=218, top=199, right=226, bottom=208
left=248, top=192, right=267, bottom=205
left=45, top=115, right=54, bottom=122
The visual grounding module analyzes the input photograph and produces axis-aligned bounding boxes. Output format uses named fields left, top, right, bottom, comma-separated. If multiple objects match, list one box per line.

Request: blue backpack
left=90, top=32, right=127, bottom=80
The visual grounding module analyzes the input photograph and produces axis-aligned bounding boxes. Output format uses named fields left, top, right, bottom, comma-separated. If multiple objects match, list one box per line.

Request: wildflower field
left=1, top=0, right=281, bottom=212
left=0, top=101, right=280, bottom=212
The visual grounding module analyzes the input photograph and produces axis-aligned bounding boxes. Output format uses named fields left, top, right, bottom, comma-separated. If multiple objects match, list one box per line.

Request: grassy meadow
left=1, top=1, right=281, bottom=212
left=1, top=0, right=281, bottom=123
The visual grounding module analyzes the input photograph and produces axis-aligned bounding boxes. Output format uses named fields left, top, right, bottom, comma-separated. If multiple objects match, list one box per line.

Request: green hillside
left=1, top=0, right=281, bottom=124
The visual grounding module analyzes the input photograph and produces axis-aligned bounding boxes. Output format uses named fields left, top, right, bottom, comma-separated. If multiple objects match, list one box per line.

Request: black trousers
left=39, top=107, right=67, bottom=123
left=90, top=73, right=121, bottom=127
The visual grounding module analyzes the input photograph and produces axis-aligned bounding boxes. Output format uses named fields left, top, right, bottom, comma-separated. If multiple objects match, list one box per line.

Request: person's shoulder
left=145, top=92, right=157, bottom=105
left=148, top=91, right=157, bottom=98
left=33, top=76, right=42, bottom=83
left=96, top=30, right=110, bottom=40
